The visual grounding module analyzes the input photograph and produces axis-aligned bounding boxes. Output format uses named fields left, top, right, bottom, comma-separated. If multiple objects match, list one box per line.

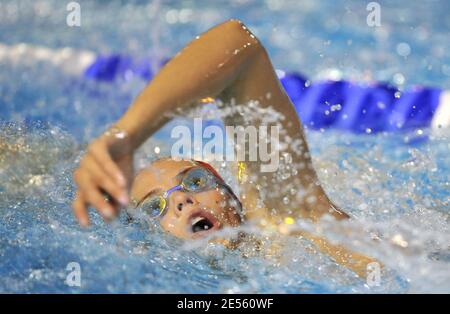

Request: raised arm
left=72, top=19, right=348, bottom=225
left=115, top=19, right=261, bottom=149
left=118, top=19, right=347, bottom=219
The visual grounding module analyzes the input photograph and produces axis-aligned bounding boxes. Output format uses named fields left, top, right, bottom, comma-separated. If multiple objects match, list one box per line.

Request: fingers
left=72, top=190, right=117, bottom=227
left=88, top=142, right=127, bottom=188
left=73, top=168, right=119, bottom=223
left=81, top=155, right=128, bottom=206
left=72, top=192, right=89, bottom=227
left=76, top=174, right=117, bottom=220
left=72, top=137, right=133, bottom=226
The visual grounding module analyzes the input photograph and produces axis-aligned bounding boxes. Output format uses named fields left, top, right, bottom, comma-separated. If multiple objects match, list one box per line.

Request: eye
left=140, top=196, right=166, bottom=217
left=183, top=168, right=212, bottom=191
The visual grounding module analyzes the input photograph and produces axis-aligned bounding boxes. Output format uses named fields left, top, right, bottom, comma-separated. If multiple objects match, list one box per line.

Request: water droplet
left=396, top=42, right=411, bottom=57
left=284, top=217, right=294, bottom=225
left=391, top=234, right=408, bottom=248
left=393, top=73, right=405, bottom=85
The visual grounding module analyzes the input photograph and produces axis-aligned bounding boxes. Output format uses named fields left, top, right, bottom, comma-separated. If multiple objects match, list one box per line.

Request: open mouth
left=189, top=210, right=219, bottom=236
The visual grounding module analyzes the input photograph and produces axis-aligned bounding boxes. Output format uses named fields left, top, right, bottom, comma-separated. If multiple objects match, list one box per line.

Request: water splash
left=1, top=0, right=449, bottom=293
left=1, top=109, right=449, bottom=293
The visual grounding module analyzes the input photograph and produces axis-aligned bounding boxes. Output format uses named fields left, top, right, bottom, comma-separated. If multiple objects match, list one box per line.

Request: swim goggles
left=135, top=161, right=243, bottom=219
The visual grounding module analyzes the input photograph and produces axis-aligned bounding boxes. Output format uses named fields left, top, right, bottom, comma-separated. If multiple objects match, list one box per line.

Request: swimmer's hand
left=72, top=126, right=134, bottom=226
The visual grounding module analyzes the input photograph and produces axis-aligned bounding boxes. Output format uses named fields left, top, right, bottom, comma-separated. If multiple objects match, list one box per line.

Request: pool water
left=0, top=0, right=449, bottom=293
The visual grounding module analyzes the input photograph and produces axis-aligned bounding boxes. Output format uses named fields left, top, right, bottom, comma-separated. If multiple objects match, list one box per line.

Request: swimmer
left=72, top=20, right=377, bottom=277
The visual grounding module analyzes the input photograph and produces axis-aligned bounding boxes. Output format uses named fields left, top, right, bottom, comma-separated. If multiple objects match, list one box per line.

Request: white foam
left=0, top=42, right=96, bottom=76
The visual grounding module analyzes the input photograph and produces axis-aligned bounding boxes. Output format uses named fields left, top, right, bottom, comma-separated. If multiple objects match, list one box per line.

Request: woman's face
left=130, top=159, right=242, bottom=239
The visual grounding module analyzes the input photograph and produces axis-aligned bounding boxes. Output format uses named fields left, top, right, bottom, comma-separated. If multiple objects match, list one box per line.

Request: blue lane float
left=84, top=55, right=444, bottom=134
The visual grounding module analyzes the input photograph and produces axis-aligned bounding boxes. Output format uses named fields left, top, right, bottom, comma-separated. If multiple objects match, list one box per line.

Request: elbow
left=224, top=18, right=247, bottom=29
left=218, top=19, right=261, bottom=49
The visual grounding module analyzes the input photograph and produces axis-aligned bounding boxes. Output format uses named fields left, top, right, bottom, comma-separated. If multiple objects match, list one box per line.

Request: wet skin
left=131, top=159, right=242, bottom=239
left=72, top=20, right=377, bottom=277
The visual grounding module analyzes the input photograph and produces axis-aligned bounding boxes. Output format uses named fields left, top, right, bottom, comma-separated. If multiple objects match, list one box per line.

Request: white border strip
left=431, top=90, right=450, bottom=130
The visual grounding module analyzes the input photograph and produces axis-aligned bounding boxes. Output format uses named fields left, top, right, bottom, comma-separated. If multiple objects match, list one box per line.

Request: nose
left=171, top=192, right=196, bottom=216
